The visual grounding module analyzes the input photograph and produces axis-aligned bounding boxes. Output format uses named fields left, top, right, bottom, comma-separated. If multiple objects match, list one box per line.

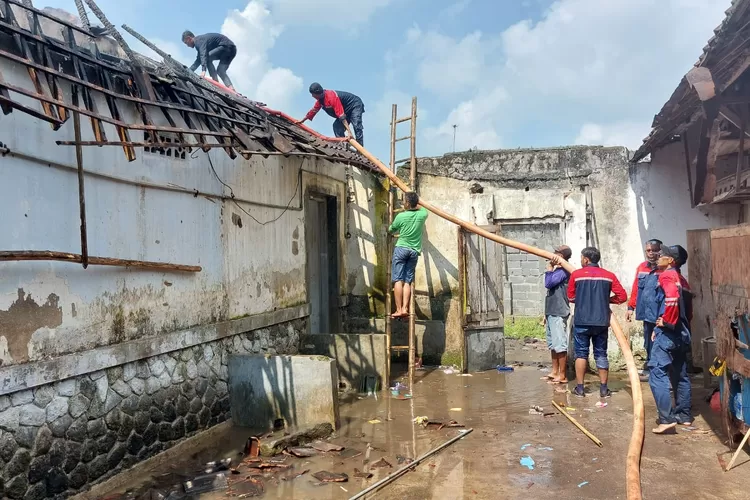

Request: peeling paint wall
left=0, top=53, right=377, bottom=368
left=415, top=146, right=739, bottom=368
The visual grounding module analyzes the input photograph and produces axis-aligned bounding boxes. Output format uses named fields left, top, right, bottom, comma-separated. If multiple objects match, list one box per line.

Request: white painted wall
left=0, top=55, right=376, bottom=366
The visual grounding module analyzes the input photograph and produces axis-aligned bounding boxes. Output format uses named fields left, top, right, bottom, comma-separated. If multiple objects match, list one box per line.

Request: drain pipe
left=348, top=138, right=644, bottom=500
left=348, top=429, right=474, bottom=500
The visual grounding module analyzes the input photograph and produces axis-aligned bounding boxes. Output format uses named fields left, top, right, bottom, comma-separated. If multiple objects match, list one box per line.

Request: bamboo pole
left=348, top=138, right=644, bottom=500
left=408, top=97, right=418, bottom=381
left=0, top=251, right=201, bottom=272
left=73, top=111, right=89, bottom=269
left=552, top=400, right=603, bottom=447
left=385, top=103, right=397, bottom=389
left=725, top=427, right=750, bottom=472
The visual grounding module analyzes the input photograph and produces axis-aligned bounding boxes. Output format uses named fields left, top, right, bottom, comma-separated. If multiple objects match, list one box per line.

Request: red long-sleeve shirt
left=305, top=90, right=345, bottom=121
left=658, top=269, right=692, bottom=330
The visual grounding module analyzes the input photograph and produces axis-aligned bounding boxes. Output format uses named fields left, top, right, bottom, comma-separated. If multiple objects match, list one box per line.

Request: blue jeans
left=391, top=246, right=418, bottom=284
left=573, top=325, right=609, bottom=369
left=643, top=321, right=656, bottom=370
left=546, top=315, right=569, bottom=352
left=648, top=330, right=691, bottom=424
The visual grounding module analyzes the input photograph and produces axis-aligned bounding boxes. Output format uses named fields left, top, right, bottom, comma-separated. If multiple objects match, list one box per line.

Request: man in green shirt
left=388, top=192, right=428, bottom=318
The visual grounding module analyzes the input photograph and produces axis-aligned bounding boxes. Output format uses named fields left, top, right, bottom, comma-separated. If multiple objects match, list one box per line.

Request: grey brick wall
left=501, top=223, right=562, bottom=317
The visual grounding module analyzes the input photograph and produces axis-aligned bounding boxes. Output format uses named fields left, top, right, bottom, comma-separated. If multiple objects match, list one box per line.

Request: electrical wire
left=201, top=150, right=302, bottom=226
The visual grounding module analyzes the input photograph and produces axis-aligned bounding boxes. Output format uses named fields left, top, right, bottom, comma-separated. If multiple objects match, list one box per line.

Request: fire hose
left=346, top=138, right=645, bottom=500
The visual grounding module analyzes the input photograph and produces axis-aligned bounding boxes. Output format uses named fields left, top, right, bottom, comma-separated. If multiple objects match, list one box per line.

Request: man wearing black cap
left=543, top=245, right=572, bottom=384
left=297, top=83, right=365, bottom=145
left=182, top=30, right=237, bottom=90
left=649, top=245, right=693, bottom=434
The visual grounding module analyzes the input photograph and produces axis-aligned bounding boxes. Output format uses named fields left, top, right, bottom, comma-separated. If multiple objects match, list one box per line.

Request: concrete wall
left=413, top=146, right=739, bottom=368
left=228, top=354, right=338, bottom=431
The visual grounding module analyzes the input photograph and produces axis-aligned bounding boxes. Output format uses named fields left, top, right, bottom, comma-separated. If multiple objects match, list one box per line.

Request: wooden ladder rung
left=391, top=345, right=409, bottom=350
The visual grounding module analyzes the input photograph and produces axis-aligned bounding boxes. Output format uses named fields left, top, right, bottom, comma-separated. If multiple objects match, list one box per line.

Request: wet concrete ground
left=101, top=342, right=749, bottom=500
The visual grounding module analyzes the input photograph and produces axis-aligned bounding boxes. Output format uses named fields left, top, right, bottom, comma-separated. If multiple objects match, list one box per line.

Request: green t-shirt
left=388, top=207, right=428, bottom=253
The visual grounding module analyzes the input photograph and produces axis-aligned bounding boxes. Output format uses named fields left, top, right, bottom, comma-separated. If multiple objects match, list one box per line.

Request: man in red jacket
left=566, top=247, right=628, bottom=398
left=626, top=239, right=663, bottom=381
left=296, top=83, right=365, bottom=145
left=649, top=245, right=693, bottom=434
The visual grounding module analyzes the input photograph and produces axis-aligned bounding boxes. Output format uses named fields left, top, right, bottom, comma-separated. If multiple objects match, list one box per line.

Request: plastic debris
left=414, top=416, right=428, bottom=426
left=565, top=407, right=576, bottom=411
left=184, top=473, right=229, bottom=494
left=596, top=469, right=604, bottom=473
left=578, top=482, right=589, bottom=488
left=397, top=455, right=414, bottom=464
left=521, top=444, right=532, bottom=450
left=368, top=419, right=382, bottom=424
left=497, top=365, right=514, bottom=372
left=449, top=408, right=463, bottom=412
left=595, top=402, right=608, bottom=408
left=538, top=447, right=553, bottom=451
left=520, top=456, right=535, bottom=470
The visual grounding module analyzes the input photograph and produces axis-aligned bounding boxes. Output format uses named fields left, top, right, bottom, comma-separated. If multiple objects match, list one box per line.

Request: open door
left=306, top=194, right=340, bottom=334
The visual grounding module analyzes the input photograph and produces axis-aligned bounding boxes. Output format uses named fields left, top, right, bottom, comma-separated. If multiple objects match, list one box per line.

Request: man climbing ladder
left=388, top=192, right=428, bottom=319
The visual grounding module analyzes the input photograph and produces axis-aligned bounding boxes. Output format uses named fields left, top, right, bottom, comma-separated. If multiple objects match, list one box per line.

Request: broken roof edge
left=0, top=3, right=379, bottom=172
left=631, top=0, right=750, bottom=162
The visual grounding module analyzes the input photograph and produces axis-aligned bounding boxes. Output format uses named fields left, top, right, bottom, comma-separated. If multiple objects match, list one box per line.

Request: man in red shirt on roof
left=564, top=247, right=628, bottom=399
left=296, top=83, right=365, bottom=145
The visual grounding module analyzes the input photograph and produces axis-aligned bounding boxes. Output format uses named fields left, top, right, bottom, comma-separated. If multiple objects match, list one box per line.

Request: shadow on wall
left=300, top=333, right=385, bottom=392
left=227, top=353, right=339, bottom=432
left=421, top=228, right=460, bottom=317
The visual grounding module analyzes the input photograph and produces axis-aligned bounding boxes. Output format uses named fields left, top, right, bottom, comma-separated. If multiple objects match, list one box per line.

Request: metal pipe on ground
left=348, top=429, right=473, bottom=500
left=347, top=138, right=645, bottom=500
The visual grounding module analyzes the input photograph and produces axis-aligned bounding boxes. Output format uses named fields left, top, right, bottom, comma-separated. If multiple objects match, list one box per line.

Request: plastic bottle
left=497, top=365, right=514, bottom=372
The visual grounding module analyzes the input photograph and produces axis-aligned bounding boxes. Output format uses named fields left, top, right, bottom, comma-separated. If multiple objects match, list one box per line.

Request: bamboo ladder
left=385, top=98, right=419, bottom=386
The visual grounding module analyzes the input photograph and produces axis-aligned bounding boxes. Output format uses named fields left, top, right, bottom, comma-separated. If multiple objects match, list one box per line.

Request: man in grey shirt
left=182, top=31, right=237, bottom=90
left=543, top=245, right=572, bottom=384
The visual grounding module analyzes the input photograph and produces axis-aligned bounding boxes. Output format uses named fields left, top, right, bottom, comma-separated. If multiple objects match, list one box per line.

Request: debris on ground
left=521, top=444, right=532, bottom=450
left=578, top=481, right=589, bottom=488
left=339, top=448, right=363, bottom=459
left=368, top=419, right=382, bottom=424
left=281, top=469, right=309, bottom=481
left=424, top=419, right=465, bottom=430
left=287, top=447, right=317, bottom=458
left=311, top=441, right=345, bottom=452
left=370, top=457, right=394, bottom=469
left=497, top=365, right=515, bottom=372
left=538, top=447, right=553, bottom=451
left=529, top=405, right=544, bottom=415
left=204, top=458, right=232, bottom=474
left=595, top=402, right=608, bottom=408
left=414, top=416, right=429, bottom=426
left=312, top=471, right=349, bottom=483
left=245, top=437, right=260, bottom=458
left=449, top=407, right=463, bottom=412
left=184, top=473, right=229, bottom=494
left=245, top=461, right=291, bottom=470
left=397, top=454, right=414, bottom=464
left=353, top=468, right=373, bottom=479
left=520, top=456, right=535, bottom=470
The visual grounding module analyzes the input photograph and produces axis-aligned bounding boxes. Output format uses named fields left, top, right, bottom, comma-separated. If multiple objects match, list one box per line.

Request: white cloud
left=574, top=121, right=651, bottom=150
left=425, top=88, right=507, bottom=152
left=389, top=0, right=729, bottom=153
left=220, top=1, right=302, bottom=109
left=266, top=0, right=395, bottom=30
left=403, top=26, right=498, bottom=97
left=437, top=0, right=472, bottom=21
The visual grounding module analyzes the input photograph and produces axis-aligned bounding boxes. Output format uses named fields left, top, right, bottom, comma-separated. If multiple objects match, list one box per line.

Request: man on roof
left=182, top=30, right=237, bottom=91
left=296, top=83, right=365, bottom=145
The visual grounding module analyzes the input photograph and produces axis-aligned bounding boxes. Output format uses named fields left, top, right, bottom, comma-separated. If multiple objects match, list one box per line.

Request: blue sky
left=42, top=0, right=729, bottom=161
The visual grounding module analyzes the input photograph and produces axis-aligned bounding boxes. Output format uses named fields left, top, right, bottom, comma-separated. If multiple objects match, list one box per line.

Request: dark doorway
left=306, top=194, right=340, bottom=334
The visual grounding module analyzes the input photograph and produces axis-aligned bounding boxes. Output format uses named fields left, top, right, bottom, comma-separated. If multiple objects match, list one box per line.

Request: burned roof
left=632, top=0, right=750, bottom=162
left=0, top=0, right=376, bottom=170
